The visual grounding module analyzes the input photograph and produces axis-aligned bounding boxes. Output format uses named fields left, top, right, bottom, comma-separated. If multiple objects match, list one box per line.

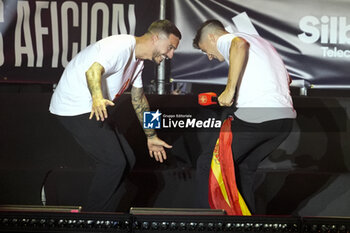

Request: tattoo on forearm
left=131, top=87, right=156, bottom=138
left=87, top=77, right=102, bottom=97
left=86, top=62, right=104, bottom=98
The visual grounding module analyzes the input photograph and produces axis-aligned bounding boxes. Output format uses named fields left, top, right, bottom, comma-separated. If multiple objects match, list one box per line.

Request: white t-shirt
left=217, top=33, right=296, bottom=123
left=49, top=34, right=144, bottom=116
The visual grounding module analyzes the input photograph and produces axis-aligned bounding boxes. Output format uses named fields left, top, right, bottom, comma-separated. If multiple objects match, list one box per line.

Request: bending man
left=193, top=20, right=296, bottom=213
left=49, top=20, right=181, bottom=212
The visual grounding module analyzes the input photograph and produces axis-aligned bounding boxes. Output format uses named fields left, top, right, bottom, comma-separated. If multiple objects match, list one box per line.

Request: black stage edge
left=131, top=214, right=301, bottom=233
left=1, top=208, right=350, bottom=233
left=0, top=210, right=131, bottom=233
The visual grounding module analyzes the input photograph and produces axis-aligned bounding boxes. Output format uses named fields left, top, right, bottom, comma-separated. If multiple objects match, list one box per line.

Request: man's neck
left=216, top=30, right=229, bottom=40
left=135, top=35, right=153, bottom=60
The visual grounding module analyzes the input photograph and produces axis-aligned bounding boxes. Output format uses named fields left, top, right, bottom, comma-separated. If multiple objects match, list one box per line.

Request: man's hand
left=130, top=86, right=171, bottom=163
left=218, top=89, right=234, bottom=107
left=86, top=62, right=113, bottom=121
left=89, top=97, right=115, bottom=121
left=147, top=136, right=172, bottom=163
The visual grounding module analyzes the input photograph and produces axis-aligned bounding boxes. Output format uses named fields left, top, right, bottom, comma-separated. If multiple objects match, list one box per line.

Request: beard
left=152, top=50, right=165, bottom=65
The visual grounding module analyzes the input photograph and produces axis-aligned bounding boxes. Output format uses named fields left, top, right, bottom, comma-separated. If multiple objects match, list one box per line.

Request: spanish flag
left=208, top=117, right=251, bottom=215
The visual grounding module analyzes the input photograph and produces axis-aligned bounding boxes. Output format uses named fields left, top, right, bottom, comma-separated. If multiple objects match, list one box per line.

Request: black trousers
left=196, top=116, right=293, bottom=214
left=55, top=113, right=133, bottom=212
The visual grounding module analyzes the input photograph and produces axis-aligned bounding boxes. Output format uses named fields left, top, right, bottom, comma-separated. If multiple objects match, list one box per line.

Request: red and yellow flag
left=208, top=118, right=251, bottom=215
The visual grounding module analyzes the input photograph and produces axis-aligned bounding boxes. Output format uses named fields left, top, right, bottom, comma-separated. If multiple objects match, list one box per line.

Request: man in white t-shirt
left=192, top=20, right=296, bottom=213
left=49, top=20, right=181, bottom=212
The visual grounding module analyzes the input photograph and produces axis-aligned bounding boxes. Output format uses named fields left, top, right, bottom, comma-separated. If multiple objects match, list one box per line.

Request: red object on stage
left=198, top=92, right=217, bottom=106
left=208, top=117, right=251, bottom=216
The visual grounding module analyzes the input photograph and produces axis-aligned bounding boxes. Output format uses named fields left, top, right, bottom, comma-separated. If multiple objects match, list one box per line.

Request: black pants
left=196, top=116, right=293, bottom=214
left=55, top=113, right=132, bottom=212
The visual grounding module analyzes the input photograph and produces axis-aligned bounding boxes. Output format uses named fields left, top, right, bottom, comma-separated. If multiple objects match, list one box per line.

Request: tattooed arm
left=131, top=86, right=172, bottom=163
left=131, top=86, right=156, bottom=138
left=86, top=62, right=115, bottom=121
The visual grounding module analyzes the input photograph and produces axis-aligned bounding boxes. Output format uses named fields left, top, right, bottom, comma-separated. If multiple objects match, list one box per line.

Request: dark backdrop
left=0, top=87, right=350, bottom=216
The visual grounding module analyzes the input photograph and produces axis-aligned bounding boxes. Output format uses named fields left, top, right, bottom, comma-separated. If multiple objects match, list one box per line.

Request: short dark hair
left=193, top=19, right=225, bottom=49
left=147, top=19, right=182, bottom=40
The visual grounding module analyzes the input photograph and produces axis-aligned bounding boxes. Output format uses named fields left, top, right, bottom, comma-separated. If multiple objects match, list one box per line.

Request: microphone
left=198, top=92, right=218, bottom=106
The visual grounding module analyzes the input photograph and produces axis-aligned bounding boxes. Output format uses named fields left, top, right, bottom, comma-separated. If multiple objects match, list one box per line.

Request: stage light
left=301, top=217, right=350, bottom=233
left=141, top=221, right=149, bottom=230
left=169, top=221, right=177, bottom=230
left=160, top=221, right=168, bottom=230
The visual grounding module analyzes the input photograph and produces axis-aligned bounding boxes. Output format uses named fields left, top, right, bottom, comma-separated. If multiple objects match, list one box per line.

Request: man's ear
left=151, top=34, right=159, bottom=44
left=208, top=33, right=216, bottom=43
